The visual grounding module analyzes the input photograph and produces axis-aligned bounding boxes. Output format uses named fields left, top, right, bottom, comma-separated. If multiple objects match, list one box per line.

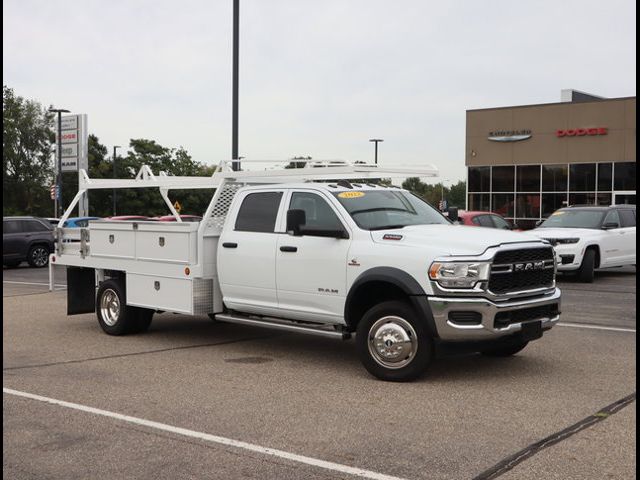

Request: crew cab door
left=617, top=208, right=636, bottom=264
left=276, top=190, right=352, bottom=324
left=599, top=209, right=627, bottom=266
left=217, top=190, right=285, bottom=315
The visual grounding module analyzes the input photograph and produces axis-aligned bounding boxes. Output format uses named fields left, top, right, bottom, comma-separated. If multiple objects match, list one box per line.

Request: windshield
left=333, top=190, right=449, bottom=230
left=539, top=209, right=605, bottom=229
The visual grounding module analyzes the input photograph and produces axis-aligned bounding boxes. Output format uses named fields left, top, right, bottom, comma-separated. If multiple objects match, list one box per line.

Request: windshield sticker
left=338, top=191, right=365, bottom=199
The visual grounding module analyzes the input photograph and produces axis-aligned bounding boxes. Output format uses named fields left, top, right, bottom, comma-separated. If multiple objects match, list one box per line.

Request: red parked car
left=154, top=215, right=202, bottom=222
left=457, top=211, right=519, bottom=230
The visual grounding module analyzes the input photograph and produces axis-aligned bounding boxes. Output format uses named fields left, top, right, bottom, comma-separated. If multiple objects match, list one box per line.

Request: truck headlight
left=556, top=238, right=579, bottom=244
left=428, top=262, right=491, bottom=288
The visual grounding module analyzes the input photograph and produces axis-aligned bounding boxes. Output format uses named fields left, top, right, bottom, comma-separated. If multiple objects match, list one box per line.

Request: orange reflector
left=51, top=256, right=56, bottom=263
left=185, top=267, right=190, bottom=276
left=428, top=263, right=440, bottom=279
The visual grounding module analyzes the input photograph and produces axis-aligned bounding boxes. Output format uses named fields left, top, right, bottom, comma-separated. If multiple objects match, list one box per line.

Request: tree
left=402, top=177, right=466, bottom=209
left=3, top=85, right=55, bottom=216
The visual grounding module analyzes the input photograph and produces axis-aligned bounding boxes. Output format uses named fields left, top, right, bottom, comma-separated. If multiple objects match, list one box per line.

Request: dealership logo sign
left=488, top=129, right=532, bottom=142
left=556, top=127, right=608, bottom=137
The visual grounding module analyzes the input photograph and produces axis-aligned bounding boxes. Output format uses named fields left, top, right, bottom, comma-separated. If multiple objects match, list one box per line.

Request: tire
left=208, top=313, right=217, bottom=322
left=95, top=279, right=138, bottom=335
left=576, top=249, right=596, bottom=283
left=356, top=300, right=433, bottom=382
left=481, top=339, right=529, bottom=357
left=27, top=245, right=50, bottom=268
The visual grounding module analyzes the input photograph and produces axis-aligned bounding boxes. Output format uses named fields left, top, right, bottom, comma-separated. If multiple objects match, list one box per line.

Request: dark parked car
left=3, top=217, right=55, bottom=268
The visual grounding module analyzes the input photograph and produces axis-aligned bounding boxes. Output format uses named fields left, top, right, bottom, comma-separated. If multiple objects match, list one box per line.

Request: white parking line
left=3, top=388, right=405, bottom=480
left=557, top=322, right=636, bottom=333
left=3, top=281, right=67, bottom=288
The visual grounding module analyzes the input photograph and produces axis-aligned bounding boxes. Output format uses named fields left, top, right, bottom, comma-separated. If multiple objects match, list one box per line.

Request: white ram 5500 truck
left=54, top=161, right=561, bottom=381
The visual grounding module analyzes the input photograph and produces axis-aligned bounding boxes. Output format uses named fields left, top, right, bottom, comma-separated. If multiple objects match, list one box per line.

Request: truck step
left=214, top=313, right=351, bottom=340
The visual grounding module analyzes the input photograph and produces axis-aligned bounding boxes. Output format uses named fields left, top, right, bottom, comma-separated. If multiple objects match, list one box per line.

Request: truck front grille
left=488, top=247, right=555, bottom=295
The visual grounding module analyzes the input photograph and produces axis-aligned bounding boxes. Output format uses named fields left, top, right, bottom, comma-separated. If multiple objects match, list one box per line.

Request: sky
left=3, top=0, right=636, bottom=183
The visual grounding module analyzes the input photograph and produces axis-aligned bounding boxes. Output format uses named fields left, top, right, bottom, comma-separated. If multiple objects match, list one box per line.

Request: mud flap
left=67, top=267, right=96, bottom=315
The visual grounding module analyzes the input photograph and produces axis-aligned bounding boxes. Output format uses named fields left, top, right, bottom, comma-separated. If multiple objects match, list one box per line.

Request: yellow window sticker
left=338, top=191, right=365, bottom=199
left=551, top=211, right=565, bottom=216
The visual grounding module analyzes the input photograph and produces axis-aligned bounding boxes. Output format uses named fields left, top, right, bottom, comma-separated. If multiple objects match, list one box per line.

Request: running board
left=214, top=313, right=351, bottom=340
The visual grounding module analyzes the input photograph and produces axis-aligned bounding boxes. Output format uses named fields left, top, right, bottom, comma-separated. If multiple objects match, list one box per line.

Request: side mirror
left=602, top=222, right=619, bottom=230
left=535, top=220, right=544, bottom=228
left=286, top=209, right=306, bottom=236
left=447, top=206, right=459, bottom=222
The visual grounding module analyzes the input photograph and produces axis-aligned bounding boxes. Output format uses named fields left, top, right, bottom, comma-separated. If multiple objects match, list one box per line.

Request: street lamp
left=49, top=108, right=71, bottom=217
left=369, top=138, right=384, bottom=165
left=441, top=178, right=451, bottom=209
left=231, top=0, right=240, bottom=172
left=113, top=146, right=121, bottom=216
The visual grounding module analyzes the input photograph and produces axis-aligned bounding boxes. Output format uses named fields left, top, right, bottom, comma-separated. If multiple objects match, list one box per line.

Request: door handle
left=222, top=242, right=238, bottom=248
left=280, top=246, right=297, bottom=252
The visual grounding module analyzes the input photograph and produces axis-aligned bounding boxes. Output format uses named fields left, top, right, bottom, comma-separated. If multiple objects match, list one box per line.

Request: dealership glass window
left=468, top=167, right=491, bottom=192
left=492, top=166, right=514, bottom=192
left=467, top=193, right=490, bottom=211
left=541, top=193, right=568, bottom=217
left=516, top=193, right=540, bottom=218
left=614, top=162, right=636, bottom=191
left=569, top=163, right=596, bottom=191
left=569, top=192, right=597, bottom=206
left=492, top=194, right=515, bottom=217
left=596, top=193, right=612, bottom=206
left=516, top=165, right=541, bottom=192
left=597, top=163, right=613, bottom=192
left=542, top=164, right=568, bottom=192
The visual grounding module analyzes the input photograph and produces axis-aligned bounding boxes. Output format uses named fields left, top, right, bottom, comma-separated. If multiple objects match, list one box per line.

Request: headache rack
left=52, top=159, right=438, bottom=286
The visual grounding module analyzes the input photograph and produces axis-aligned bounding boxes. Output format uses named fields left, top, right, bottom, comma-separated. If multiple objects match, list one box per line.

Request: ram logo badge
left=513, top=261, right=546, bottom=272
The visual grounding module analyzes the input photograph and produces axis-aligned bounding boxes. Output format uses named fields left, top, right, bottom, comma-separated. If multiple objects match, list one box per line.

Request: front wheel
left=356, top=300, right=433, bottom=382
left=576, top=249, right=596, bottom=283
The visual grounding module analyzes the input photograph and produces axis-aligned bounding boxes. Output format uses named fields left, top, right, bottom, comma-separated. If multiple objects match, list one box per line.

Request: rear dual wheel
left=96, top=279, right=153, bottom=335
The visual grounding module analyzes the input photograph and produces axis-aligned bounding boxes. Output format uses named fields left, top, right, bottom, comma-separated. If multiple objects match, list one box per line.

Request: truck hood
left=370, top=224, right=544, bottom=256
left=528, top=227, right=601, bottom=240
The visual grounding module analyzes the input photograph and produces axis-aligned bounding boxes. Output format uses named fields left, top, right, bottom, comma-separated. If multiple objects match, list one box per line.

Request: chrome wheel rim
left=31, top=247, right=48, bottom=267
left=368, top=316, right=418, bottom=369
left=100, top=289, right=121, bottom=327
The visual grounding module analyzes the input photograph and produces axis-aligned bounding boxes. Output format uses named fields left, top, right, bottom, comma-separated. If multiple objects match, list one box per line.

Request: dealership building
left=465, top=91, right=636, bottom=229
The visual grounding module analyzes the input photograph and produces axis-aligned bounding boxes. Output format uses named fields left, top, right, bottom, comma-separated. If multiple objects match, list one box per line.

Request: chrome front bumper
left=428, top=288, right=561, bottom=341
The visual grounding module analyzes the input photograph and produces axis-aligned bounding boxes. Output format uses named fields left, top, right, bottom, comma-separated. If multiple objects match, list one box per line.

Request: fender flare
left=344, top=266, right=439, bottom=338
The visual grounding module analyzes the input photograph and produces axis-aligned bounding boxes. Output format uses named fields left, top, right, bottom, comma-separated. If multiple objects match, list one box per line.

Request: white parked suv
left=529, top=205, right=636, bottom=282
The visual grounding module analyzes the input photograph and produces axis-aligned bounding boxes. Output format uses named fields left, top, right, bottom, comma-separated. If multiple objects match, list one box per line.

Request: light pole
left=441, top=178, right=451, bottom=209
left=231, top=0, right=240, bottom=172
left=49, top=108, right=70, bottom=217
left=369, top=138, right=383, bottom=164
left=113, top=146, right=121, bottom=216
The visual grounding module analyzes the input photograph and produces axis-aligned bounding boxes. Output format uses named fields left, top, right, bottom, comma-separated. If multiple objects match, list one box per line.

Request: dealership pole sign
left=57, top=114, right=88, bottom=172
left=487, top=129, right=532, bottom=142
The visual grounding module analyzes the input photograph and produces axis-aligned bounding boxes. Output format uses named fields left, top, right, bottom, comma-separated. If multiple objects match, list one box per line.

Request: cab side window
left=23, top=220, right=50, bottom=232
left=491, top=215, right=512, bottom=229
left=290, top=192, right=344, bottom=232
left=476, top=215, right=495, bottom=228
left=603, top=210, right=621, bottom=228
left=235, top=192, right=283, bottom=233
left=3, top=221, right=21, bottom=234
left=619, top=209, right=636, bottom=228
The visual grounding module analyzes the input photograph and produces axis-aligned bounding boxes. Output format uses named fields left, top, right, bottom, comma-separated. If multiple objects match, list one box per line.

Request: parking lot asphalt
left=3, top=265, right=636, bottom=479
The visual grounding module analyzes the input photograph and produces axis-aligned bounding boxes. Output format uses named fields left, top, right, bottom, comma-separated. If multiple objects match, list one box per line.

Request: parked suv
left=529, top=205, right=636, bottom=282
left=3, top=217, right=55, bottom=268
